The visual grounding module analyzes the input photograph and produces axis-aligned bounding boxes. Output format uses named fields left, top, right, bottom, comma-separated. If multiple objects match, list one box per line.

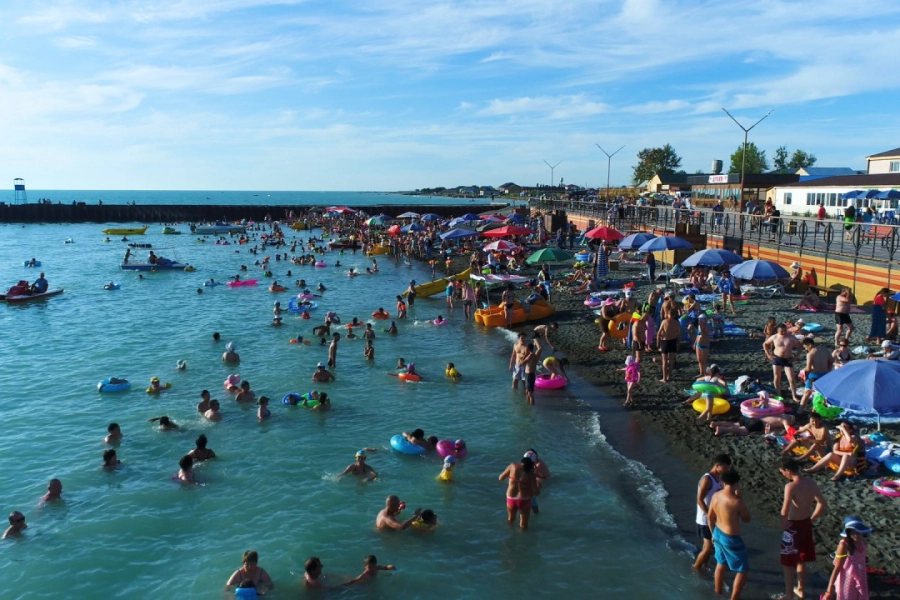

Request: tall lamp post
left=596, top=144, right=625, bottom=202
left=542, top=159, right=562, bottom=188
left=721, top=108, right=772, bottom=213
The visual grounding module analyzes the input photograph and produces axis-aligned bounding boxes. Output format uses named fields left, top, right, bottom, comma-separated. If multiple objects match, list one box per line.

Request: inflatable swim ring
left=609, top=312, right=630, bottom=340
left=23, top=260, right=42, bottom=267
left=873, top=478, right=900, bottom=497
left=269, top=285, right=287, bottom=292
left=146, top=382, right=172, bottom=393
left=98, top=378, right=131, bottom=393
left=801, top=322, right=824, bottom=333
left=692, top=381, right=729, bottom=397
left=226, top=279, right=258, bottom=287
left=372, top=312, right=390, bottom=319
left=203, top=280, right=220, bottom=287
left=740, top=398, right=785, bottom=418
left=812, top=392, right=843, bottom=419
left=390, top=434, right=426, bottom=455
left=315, top=261, right=327, bottom=267
left=103, top=283, right=120, bottom=290
left=398, top=372, right=421, bottom=382
left=692, top=397, right=730, bottom=415
left=534, top=373, right=566, bottom=390
left=436, top=439, right=467, bottom=458
left=433, top=319, right=448, bottom=325
left=224, top=374, right=241, bottom=390
left=282, top=392, right=302, bottom=405
left=411, top=519, right=438, bottom=531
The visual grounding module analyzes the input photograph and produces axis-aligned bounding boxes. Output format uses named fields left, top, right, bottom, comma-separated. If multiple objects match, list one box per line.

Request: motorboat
left=102, top=226, right=149, bottom=235
left=162, top=227, right=182, bottom=234
left=191, top=223, right=246, bottom=235
left=2, top=280, right=64, bottom=303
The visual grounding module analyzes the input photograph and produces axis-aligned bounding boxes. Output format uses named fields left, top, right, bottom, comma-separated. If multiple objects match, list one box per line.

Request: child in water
left=396, top=358, right=406, bottom=370
left=618, top=355, right=641, bottom=407
left=445, top=363, right=461, bottom=381
left=364, top=340, right=374, bottom=360
left=438, top=456, right=456, bottom=482
left=346, top=325, right=357, bottom=339
left=257, top=396, right=271, bottom=420
left=412, top=509, right=440, bottom=531
left=343, top=555, right=395, bottom=585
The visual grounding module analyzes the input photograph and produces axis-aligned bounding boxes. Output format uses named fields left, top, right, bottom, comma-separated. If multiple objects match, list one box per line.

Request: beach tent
left=618, top=233, right=656, bottom=251
left=813, top=359, right=900, bottom=427
left=440, top=228, right=480, bottom=241
left=681, top=248, right=744, bottom=268
left=729, top=259, right=789, bottom=281
left=525, top=248, right=573, bottom=264
left=482, top=225, right=534, bottom=238
left=584, top=226, right=624, bottom=242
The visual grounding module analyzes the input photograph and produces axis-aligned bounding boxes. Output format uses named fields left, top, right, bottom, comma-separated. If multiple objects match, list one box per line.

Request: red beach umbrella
left=584, top=226, right=624, bottom=241
left=483, top=240, right=518, bottom=252
left=387, top=224, right=401, bottom=236
left=482, top=225, right=534, bottom=238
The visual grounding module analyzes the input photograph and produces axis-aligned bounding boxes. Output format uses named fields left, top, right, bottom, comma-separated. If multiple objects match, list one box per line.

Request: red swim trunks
left=507, top=497, right=531, bottom=511
left=780, top=518, right=816, bottom=566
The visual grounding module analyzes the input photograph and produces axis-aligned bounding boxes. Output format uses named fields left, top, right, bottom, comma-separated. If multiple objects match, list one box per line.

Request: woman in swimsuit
left=188, top=434, right=216, bottom=461
left=501, top=284, right=515, bottom=328
left=256, top=396, right=271, bottom=420
left=805, top=421, right=862, bottom=481
left=832, top=340, right=853, bottom=369
left=226, top=550, right=273, bottom=593
left=499, top=455, right=537, bottom=530
left=695, top=314, right=712, bottom=377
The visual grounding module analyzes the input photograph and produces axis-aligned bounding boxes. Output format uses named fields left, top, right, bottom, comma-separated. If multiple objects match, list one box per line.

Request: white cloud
left=53, top=35, right=97, bottom=48
left=479, top=95, right=608, bottom=119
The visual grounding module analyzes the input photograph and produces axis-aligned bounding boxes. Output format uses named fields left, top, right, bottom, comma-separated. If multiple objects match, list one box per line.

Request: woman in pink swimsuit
left=499, top=455, right=536, bottom=530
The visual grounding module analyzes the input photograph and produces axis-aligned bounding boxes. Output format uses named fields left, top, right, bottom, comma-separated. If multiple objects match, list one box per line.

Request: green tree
left=773, top=145, right=789, bottom=172
left=729, top=142, right=768, bottom=174
left=631, top=144, right=682, bottom=185
left=788, top=150, right=817, bottom=170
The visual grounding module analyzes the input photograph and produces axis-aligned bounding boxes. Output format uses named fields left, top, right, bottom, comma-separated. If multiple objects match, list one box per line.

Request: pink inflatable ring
left=534, top=374, right=566, bottom=390
left=436, top=439, right=467, bottom=459
left=739, top=398, right=784, bottom=418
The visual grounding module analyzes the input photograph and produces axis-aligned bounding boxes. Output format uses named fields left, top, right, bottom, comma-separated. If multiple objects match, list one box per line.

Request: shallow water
left=0, top=223, right=714, bottom=599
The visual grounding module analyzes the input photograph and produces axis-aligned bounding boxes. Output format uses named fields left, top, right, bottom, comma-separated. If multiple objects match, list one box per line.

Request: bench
left=808, top=285, right=840, bottom=303
left=862, top=225, right=894, bottom=246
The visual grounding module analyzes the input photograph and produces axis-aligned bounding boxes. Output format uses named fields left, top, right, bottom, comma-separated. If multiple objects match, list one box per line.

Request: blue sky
left=1, top=0, right=899, bottom=191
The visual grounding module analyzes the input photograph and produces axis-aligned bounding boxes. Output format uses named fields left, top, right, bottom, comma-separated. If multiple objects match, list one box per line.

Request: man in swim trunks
left=339, top=450, right=378, bottom=481
left=197, top=389, right=212, bottom=413
left=693, top=454, right=732, bottom=571
left=798, top=338, right=832, bottom=406
left=833, top=287, right=854, bottom=346
left=204, top=399, right=223, bottom=422
left=781, top=411, right=831, bottom=460
left=312, top=363, right=335, bottom=383
left=509, top=332, right=528, bottom=391
left=778, top=457, right=826, bottom=600
left=533, top=323, right=559, bottom=351
left=656, top=309, right=681, bottom=383
left=499, top=455, right=537, bottom=530
left=764, top=324, right=802, bottom=402
left=708, top=470, right=751, bottom=599
left=523, top=338, right=542, bottom=405
left=328, top=332, right=340, bottom=368
left=375, top=495, right=421, bottom=530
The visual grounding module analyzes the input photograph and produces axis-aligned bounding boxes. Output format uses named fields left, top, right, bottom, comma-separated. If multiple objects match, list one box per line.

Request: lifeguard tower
left=13, top=178, right=27, bottom=204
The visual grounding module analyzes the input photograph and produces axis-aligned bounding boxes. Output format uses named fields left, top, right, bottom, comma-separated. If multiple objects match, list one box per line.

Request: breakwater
left=0, top=202, right=501, bottom=224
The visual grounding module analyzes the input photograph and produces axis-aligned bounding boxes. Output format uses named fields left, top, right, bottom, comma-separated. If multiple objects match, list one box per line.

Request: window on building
left=784, top=192, right=792, bottom=205
left=827, top=193, right=837, bottom=207
left=806, top=192, right=816, bottom=206
left=890, top=161, right=900, bottom=172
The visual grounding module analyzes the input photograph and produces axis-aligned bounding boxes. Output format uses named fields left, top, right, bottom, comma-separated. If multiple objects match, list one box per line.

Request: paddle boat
left=191, top=223, right=246, bottom=235
left=2, top=280, right=64, bottom=303
left=290, top=221, right=309, bottom=230
left=328, top=239, right=359, bottom=249
left=401, top=268, right=473, bottom=299
left=102, top=226, right=149, bottom=235
left=474, top=298, right=555, bottom=328
left=161, top=227, right=182, bottom=234
left=120, top=259, right=191, bottom=271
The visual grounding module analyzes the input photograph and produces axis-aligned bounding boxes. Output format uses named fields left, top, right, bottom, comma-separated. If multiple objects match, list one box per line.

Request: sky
left=1, top=0, right=899, bottom=191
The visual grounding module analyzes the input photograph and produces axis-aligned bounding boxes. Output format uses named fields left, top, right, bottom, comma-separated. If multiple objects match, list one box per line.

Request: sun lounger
left=740, top=283, right=784, bottom=299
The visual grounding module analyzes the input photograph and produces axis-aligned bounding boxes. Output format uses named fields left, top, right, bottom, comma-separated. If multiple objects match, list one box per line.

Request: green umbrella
left=526, top=247, right=574, bottom=264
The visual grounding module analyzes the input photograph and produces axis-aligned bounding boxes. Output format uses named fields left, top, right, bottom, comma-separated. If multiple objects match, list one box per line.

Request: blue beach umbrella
left=813, top=359, right=900, bottom=419
left=637, top=235, right=693, bottom=253
left=401, top=223, right=425, bottom=233
left=681, top=248, right=745, bottom=268
left=458, top=213, right=481, bottom=221
left=440, top=228, right=480, bottom=241
left=729, top=259, right=790, bottom=280
left=618, top=232, right=657, bottom=251
left=420, top=213, right=442, bottom=222
left=840, top=190, right=863, bottom=200
left=874, top=190, right=900, bottom=200
left=506, top=213, right=527, bottom=224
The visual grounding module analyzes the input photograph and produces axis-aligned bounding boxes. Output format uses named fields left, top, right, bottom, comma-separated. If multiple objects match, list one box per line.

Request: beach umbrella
left=874, top=190, right=900, bottom=200
left=525, top=248, right=573, bottom=264
left=681, top=248, right=745, bottom=268
left=618, top=232, right=657, bottom=251
left=840, top=190, right=863, bottom=200
left=458, top=213, right=481, bottom=221
left=420, top=213, right=442, bottom=222
left=400, top=223, right=425, bottom=233
left=482, top=225, right=534, bottom=238
left=584, top=226, right=624, bottom=242
left=397, top=211, right=420, bottom=218
left=446, top=216, right=480, bottom=228
left=365, top=216, right=386, bottom=227
left=386, top=224, right=401, bottom=236
left=482, top=215, right=506, bottom=223
left=440, top=228, right=480, bottom=241
left=505, top=213, right=527, bottom=224
left=729, top=259, right=790, bottom=280
left=813, top=360, right=900, bottom=425
left=326, top=206, right=356, bottom=214
left=637, top=235, right=693, bottom=253
left=483, top=240, right=518, bottom=252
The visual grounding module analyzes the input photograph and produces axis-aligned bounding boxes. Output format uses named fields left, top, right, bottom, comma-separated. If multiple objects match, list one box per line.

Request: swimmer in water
left=396, top=295, right=407, bottom=319
left=271, top=315, right=283, bottom=327
left=204, top=399, right=222, bottom=421
left=338, top=449, right=379, bottom=481
left=148, top=416, right=179, bottom=430
left=3, top=512, right=27, bottom=539
left=317, top=283, right=326, bottom=292
left=198, top=390, right=212, bottom=413
left=375, top=495, right=421, bottom=531
left=257, top=396, right=271, bottom=420
left=222, top=342, right=240, bottom=364
left=41, top=479, right=63, bottom=503
left=105, top=422, right=122, bottom=445
left=396, top=357, right=406, bottom=370
left=386, top=321, right=398, bottom=335
left=413, top=509, right=440, bottom=531
left=365, top=339, right=375, bottom=360
left=343, top=555, right=396, bottom=585
left=176, top=455, right=197, bottom=484
left=438, top=456, right=456, bottom=482
left=189, top=434, right=217, bottom=460
left=312, top=362, right=336, bottom=383
left=328, top=332, right=340, bottom=368
left=304, top=557, right=324, bottom=588
left=102, top=449, right=121, bottom=469
left=445, top=362, right=462, bottom=381
left=236, top=381, right=256, bottom=403
left=345, top=325, right=357, bottom=339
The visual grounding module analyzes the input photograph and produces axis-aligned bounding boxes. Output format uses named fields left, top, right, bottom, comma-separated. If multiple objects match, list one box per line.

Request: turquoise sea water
left=7, top=190, right=502, bottom=207
left=0, top=223, right=713, bottom=599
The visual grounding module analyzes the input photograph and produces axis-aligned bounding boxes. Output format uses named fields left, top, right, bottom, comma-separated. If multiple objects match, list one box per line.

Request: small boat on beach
left=102, top=226, right=149, bottom=235
left=475, top=298, right=555, bottom=328
left=191, top=223, right=246, bottom=235
left=402, top=267, right=473, bottom=298
left=2, top=281, right=64, bottom=303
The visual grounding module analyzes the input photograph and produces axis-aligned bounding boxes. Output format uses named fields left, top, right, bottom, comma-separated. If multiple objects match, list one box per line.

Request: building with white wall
left=770, top=173, right=900, bottom=217
left=867, top=147, right=900, bottom=175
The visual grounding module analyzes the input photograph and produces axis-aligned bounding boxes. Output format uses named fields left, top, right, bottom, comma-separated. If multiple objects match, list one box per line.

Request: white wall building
left=867, top=147, right=900, bottom=175
left=771, top=173, right=900, bottom=217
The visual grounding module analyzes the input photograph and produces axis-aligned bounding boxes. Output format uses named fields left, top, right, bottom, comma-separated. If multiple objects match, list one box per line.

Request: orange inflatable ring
left=269, top=285, right=287, bottom=292
left=609, top=312, right=631, bottom=340
left=372, top=312, right=390, bottom=319
left=398, top=373, right=421, bottom=382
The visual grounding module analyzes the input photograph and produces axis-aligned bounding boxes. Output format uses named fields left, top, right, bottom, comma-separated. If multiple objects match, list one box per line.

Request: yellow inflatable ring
left=609, top=312, right=631, bottom=340
left=692, top=397, right=729, bottom=415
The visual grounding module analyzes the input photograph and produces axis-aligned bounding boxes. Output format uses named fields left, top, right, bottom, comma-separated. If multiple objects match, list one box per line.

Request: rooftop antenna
left=543, top=160, right=562, bottom=187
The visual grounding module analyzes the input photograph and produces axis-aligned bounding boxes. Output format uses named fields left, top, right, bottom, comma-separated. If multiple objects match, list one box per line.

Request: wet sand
left=444, top=251, right=900, bottom=597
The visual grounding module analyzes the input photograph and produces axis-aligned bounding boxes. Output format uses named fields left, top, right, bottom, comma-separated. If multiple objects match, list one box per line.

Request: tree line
left=632, top=144, right=817, bottom=185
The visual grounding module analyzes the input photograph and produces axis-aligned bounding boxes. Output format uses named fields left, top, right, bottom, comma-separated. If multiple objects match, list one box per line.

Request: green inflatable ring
left=812, top=392, right=843, bottom=419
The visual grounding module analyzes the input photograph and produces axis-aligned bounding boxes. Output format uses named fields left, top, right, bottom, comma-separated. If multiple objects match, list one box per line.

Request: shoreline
left=436, top=247, right=899, bottom=598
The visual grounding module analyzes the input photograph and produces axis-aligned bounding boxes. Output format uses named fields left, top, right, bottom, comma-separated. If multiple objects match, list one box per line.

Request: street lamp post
left=542, top=159, right=562, bottom=188
left=596, top=144, right=625, bottom=202
left=721, top=108, right=773, bottom=213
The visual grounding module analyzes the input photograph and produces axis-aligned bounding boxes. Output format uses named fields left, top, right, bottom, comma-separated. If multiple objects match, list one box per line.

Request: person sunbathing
left=569, top=276, right=597, bottom=294
left=780, top=412, right=832, bottom=461
left=792, top=288, right=823, bottom=311
left=566, top=268, right=587, bottom=282
left=709, top=414, right=795, bottom=436
left=750, top=316, right=778, bottom=340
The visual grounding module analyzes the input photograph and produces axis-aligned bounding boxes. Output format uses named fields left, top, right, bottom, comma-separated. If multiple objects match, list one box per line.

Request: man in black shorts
left=524, top=338, right=542, bottom=405
left=834, top=288, right=854, bottom=346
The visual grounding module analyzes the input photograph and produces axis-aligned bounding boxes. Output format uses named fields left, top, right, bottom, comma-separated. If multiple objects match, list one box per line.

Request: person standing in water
left=499, top=455, right=537, bottom=530
left=328, top=332, right=340, bottom=368
left=693, top=454, right=732, bottom=571
left=708, top=470, right=751, bottom=600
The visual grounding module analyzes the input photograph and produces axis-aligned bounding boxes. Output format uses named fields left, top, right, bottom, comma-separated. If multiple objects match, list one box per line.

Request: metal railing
left=529, top=198, right=900, bottom=266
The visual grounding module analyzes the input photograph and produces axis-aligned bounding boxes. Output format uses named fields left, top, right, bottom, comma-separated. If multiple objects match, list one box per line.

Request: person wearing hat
left=405, top=280, right=417, bottom=306
left=777, top=457, right=827, bottom=600
left=597, top=297, right=619, bottom=352
left=786, top=261, right=803, bottom=293
left=222, top=342, right=240, bottom=364
left=311, top=362, right=335, bottom=383
left=438, top=455, right=456, bottom=482
left=339, top=449, right=378, bottom=481
left=867, top=339, right=900, bottom=361
left=822, top=516, right=872, bottom=599
left=798, top=337, right=833, bottom=406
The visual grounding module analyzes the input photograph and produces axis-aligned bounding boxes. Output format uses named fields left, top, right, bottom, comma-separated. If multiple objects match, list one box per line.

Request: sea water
left=0, top=223, right=713, bottom=599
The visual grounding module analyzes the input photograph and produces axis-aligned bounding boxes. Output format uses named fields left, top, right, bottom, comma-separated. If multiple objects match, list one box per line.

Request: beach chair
left=655, top=264, right=684, bottom=285
left=740, top=283, right=784, bottom=299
